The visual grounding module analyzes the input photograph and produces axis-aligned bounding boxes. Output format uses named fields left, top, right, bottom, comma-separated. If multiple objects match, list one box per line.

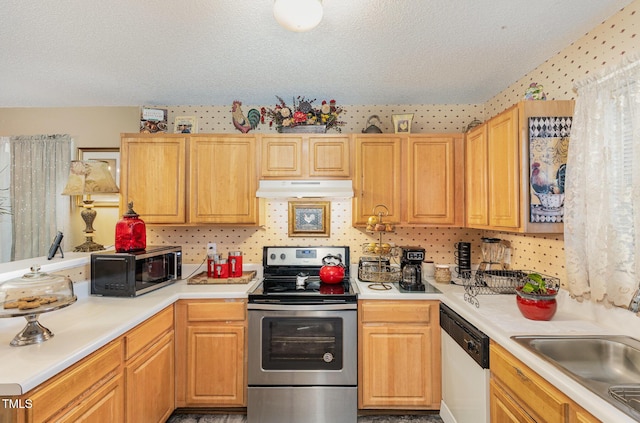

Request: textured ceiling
left=0, top=0, right=634, bottom=107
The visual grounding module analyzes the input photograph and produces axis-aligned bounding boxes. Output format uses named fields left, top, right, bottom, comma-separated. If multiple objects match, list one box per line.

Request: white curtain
left=565, top=55, right=640, bottom=307
left=8, top=135, right=72, bottom=261
left=0, top=138, right=11, bottom=263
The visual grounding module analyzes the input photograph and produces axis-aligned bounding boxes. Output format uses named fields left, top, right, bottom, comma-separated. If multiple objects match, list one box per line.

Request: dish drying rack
left=462, top=269, right=560, bottom=308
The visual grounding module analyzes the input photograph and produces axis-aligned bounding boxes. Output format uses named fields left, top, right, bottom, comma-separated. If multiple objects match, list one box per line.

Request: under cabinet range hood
left=256, top=180, right=354, bottom=199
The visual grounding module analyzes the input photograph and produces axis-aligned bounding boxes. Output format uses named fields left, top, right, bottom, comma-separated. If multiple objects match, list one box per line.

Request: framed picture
left=392, top=113, right=414, bottom=133
left=174, top=116, right=198, bottom=134
left=288, top=201, right=331, bottom=237
left=77, top=148, right=120, bottom=207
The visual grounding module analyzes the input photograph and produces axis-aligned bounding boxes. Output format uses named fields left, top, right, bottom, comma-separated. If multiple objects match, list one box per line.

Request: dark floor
left=166, top=414, right=444, bottom=423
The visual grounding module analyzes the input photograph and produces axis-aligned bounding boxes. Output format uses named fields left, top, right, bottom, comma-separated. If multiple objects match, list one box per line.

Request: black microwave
left=91, top=246, right=182, bottom=297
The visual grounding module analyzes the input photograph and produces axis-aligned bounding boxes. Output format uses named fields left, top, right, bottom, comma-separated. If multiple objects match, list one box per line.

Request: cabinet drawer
left=26, top=339, right=122, bottom=423
left=491, top=343, right=568, bottom=422
left=359, top=300, right=434, bottom=324
left=185, top=300, right=246, bottom=322
left=125, top=305, right=174, bottom=361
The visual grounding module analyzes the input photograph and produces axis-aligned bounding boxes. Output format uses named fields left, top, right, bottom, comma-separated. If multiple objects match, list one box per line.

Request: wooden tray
left=187, top=270, right=257, bottom=285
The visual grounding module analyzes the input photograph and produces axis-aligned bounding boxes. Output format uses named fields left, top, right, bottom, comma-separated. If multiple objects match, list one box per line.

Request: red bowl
left=515, top=287, right=558, bottom=321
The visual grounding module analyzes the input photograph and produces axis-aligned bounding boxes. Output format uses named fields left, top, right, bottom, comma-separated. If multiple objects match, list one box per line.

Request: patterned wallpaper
left=150, top=1, right=640, bottom=287
left=167, top=103, right=485, bottom=135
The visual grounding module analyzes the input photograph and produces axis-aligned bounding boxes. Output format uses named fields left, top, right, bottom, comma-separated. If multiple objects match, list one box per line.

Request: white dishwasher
left=439, top=303, right=491, bottom=423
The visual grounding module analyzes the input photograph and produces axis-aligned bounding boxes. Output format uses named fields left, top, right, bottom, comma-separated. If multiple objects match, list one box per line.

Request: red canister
left=115, top=202, right=146, bottom=252
left=228, top=251, right=243, bottom=278
left=214, top=259, right=229, bottom=279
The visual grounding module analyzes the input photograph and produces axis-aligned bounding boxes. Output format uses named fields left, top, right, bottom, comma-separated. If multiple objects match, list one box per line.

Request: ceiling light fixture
left=273, top=0, right=323, bottom=32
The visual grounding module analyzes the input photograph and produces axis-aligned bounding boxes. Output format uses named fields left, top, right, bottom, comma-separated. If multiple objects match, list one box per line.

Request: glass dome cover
left=0, top=265, right=77, bottom=346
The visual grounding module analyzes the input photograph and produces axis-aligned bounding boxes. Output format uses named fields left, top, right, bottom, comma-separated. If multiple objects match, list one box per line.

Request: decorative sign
left=528, top=117, right=572, bottom=223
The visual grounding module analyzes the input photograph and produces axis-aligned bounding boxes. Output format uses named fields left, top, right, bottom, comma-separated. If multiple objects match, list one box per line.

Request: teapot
left=319, top=254, right=346, bottom=284
left=362, top=115, right=383, bottom=133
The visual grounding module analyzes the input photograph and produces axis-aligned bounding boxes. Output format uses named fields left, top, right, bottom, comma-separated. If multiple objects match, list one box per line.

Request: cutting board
left=187, top=270, right=257, bottom=285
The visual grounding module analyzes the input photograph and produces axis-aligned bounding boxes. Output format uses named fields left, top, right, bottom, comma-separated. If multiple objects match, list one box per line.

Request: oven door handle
left=247, top=303, right=357, bottom=311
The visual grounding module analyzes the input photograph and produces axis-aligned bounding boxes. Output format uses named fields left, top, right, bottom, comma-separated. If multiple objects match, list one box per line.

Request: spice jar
left=115, top=202, right=146, bottom=252
left=434, top=264, right=451, bottom=284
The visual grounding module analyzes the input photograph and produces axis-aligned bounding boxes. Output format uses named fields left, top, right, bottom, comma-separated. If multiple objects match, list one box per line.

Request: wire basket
left=463, top=270, right=560, bottom=307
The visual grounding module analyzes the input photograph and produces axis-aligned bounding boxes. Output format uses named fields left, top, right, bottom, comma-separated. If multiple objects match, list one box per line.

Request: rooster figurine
left=232, top=100, right=261, bottom=133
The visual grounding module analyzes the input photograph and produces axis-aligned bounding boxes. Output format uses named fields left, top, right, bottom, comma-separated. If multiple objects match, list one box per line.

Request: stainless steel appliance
left=90, top=245, right=182, bottom=297
left=399, top=246, right=426, bottom=291
left=248, top=246, right=357, bottom=423
left=439, top=303, right=490, bottom=423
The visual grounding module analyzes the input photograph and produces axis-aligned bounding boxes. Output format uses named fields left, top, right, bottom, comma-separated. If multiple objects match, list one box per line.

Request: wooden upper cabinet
left=120, top=133, right=259, bottom=225
left=260, top=136, right=304, bottom=178
left=120, top=134, right=187, bottom=224
left=466, top=100, right=575, bottom=233
left=465, top=124, right=489, bottom=227
left=487, top=107, right=520, bottom=229
left=259, top=134, right=350, bottom=179
left=353, top=135, right=402, bottom=225
left=189, top=135, right=258, bottom=224
left=308, top=136, right=350, bottom=177
left=405, top=135, right=463, bottom=226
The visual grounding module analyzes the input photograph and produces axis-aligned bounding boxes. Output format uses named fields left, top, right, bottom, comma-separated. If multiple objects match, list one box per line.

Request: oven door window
left=262, top=317, right=344, bottom=371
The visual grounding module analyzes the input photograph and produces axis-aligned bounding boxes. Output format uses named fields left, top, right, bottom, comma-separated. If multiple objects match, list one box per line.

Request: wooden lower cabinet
left=175, top=299, right=247, bottom=407
left=125, top=331, right=175, bottom=423
left=7, top=306, right=175, bottom=423
left=55, top=374, right=125, bottom=423
left=124, top=305, right=175, bottom=423
left=358, top=300, right=441, bottom=409
left=21, top=339, right=123, bottom=423
left=490, top=341, right=600, bottom=423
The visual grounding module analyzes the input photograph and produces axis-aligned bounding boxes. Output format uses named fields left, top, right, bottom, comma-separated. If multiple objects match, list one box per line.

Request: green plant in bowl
left=516, top=273, right=559, bottom=320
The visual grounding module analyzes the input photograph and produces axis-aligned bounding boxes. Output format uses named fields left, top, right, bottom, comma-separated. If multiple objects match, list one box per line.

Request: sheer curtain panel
left=10, top=135, right=72, bottom=261
left=565, top=55, right=640, bottom=308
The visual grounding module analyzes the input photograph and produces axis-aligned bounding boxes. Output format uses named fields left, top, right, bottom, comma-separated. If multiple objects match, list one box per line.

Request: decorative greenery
left=522, top=273, right=550, bottom=294
left=261, top=96, right=345, bottom=132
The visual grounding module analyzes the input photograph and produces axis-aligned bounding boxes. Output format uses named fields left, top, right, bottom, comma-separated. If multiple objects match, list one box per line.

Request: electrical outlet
left=207, top=242, right=217, bottom=257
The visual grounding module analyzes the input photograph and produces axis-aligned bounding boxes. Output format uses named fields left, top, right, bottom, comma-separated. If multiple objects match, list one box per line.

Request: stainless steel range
left=247, top=246, right=357, bottom=423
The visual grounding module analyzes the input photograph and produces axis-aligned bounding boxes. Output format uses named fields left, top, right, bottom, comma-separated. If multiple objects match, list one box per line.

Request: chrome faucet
left=629, top=288, right=640, bottom=312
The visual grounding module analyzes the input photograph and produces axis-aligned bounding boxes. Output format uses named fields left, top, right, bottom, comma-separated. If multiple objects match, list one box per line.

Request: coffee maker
left=400, top=246, right=426, bottom=291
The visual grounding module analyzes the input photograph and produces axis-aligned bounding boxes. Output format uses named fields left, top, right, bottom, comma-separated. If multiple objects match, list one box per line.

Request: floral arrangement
left=261, top=96, right=345, bottom=132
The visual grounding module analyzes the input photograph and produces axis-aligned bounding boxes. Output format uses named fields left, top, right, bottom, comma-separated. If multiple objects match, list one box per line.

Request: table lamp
left=62, top=160, right=119, bottom=252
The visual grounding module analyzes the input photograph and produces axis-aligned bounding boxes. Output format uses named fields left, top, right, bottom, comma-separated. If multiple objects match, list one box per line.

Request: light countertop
left=1, top=260, right=639, bottom=422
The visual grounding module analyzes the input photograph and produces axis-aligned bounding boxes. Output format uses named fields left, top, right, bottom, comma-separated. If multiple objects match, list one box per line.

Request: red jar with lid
left=115, top=202, right=146, bottom=252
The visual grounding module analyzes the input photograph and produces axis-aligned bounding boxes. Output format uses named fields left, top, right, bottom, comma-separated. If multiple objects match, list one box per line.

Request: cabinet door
left=260, top=136, right=304, bottom=178
left=353, top=136, right=402, bottom=225
left=120, top=135, right=187, bottom=223
left=405, top=135, right=462, bottom=225
left=54, top=375, right=124, bottom=423
left=487, top=107, right=520, bottom=228
left=358, top=300, right=441, bottom=410
left=465, top=124, right=489, bottom=227
left=490, top=379, right=536, bottom=423
left=189, top=136, right=258, bottom=224
left=359, top=325, right=437, bottom=408
left=308, top=136, right=350, bottom=177
left=184, top=325, right=246, bottom=406
left=125, top=331, right=175, bottom=423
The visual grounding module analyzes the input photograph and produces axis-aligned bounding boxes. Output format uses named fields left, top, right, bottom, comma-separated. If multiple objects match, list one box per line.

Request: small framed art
left=288, top=201, right=331, bottom=237
left=392, top=113, right=414, bottom=133
left=174, top=116, right=198, bottom=133
left=77, top=147, right=120, bottom=207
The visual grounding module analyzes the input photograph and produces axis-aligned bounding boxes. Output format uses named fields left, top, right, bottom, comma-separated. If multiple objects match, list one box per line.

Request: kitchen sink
left=512, top=335, right=640, bottom=420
